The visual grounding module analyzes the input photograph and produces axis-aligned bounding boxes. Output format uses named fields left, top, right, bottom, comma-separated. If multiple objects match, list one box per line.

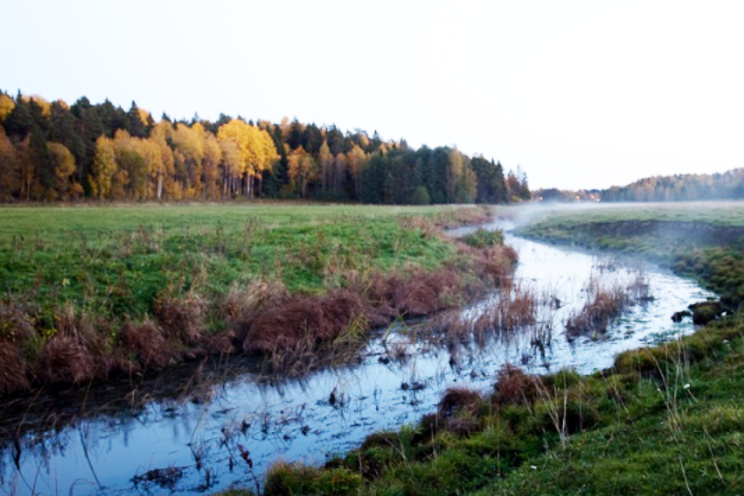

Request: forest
left=0, top=91, right=529, bottom=204
left=600, top=169, right=744, bottom=202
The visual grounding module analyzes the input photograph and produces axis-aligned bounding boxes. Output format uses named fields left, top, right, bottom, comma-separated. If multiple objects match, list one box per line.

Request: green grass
left=514, top=201, right=744, bottom=228
left=0, top=203, right=481, bottom=321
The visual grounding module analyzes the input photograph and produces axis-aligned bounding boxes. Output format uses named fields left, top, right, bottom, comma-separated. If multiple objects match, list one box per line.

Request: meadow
left=0, top=202, right=514, bottom=394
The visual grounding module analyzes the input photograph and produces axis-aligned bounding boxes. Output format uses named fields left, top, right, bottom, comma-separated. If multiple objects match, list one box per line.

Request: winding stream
left=0, top=225, right=714, bottom=495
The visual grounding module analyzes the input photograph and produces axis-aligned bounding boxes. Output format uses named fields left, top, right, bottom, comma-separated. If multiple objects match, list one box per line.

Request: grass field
left=218, top=201, right=744, bottom=496
left=513, top=201, right=744, bottom=228
left=0, top=202, right=514, bottom=394
left=0, top=203, right=479, bottom=318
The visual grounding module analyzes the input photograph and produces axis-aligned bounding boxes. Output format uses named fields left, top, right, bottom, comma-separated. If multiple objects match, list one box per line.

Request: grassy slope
left=222, top=202, right=744, bottom=496
left=0, top=203, right=500, bottom=393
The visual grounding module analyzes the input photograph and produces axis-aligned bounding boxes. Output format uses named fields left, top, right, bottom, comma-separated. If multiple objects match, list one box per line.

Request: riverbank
left=0, top=204, right=513, bottom=397
left=515, top=202, right=744, bottom=308
left=218, top=202, right=744, bottom=495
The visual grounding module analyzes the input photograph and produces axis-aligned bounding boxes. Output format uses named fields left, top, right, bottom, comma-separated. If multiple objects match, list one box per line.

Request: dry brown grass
left=154, top=291, right=207, bottom=345
left=473, top=279, right=537, bottom=337
left=243, top=289, right=366, bottom=356
left=36, top=336, right=95, bottom=384
left=493, top=363, right=538, bottom=406
left=432, top=207, right=494, bottom=229
left=224, top=280, right=289, bottom=329
left=120, top=320, right=175, bottom=369
left=0, top=342, right=29, bottom=394
left=438, top=387, right=483, bottom=418
left=0, top=298, right=35, bottom=345
left=458, top=244, right=518, bottom=285
left=565, top=283, right=628, bottom=339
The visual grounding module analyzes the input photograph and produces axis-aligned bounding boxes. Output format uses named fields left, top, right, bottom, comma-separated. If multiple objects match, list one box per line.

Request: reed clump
left=471, top=280, right=538, bottom=338
left=566, top=270, right=652, bottom=340
left=565, top=283, right=627, bottom=339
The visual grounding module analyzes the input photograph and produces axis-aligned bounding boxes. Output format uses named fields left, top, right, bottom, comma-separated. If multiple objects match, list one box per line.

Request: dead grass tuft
left=472, top=280, right=537, bottom=336
left=154, top=291, right=207, bottom=345
left=395, top=269, right=462, bottom=316
left=364, top=269, right=463, bottom=319
left=459, top=244, right=518, bottom=284
left=120, top=320, right=174, bottom=369
left=438, top=387, right=482, bottom=418
left=565, top=284, right=627, bottom=339
left=36, top=336, right=95, bottom=384
left=203, top=330, right=237, bottom=355
left=493, top=363, right=538, bottom=406
left=243, top=289, right=366, bottom=356
left=224, top=280, right=288, bottom=327
left=0, top=342, right=29, bottom=394
left=0, top=298, right=35, bottom=345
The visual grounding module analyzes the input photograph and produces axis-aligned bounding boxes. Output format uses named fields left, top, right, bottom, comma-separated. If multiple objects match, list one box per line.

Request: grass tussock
left=154, top=290, right=207, bottom=345
left=0, top=343, right=29, bottom=394
left=120, top=320, right=175, bottom=369
left=472, top=280, right=537, bottom=338
left=564, top=270, right=653, bottom=340
left=565, top=283, right=627, bottom=339
left=37, top=336, right=95, bottom=385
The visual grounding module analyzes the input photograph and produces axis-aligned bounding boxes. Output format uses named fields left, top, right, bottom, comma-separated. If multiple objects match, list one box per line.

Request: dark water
left=0, top=226, right=713, bottom=495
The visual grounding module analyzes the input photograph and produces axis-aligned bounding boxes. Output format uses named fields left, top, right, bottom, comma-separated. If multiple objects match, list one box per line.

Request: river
left=0, top=225, right=714, bottom=495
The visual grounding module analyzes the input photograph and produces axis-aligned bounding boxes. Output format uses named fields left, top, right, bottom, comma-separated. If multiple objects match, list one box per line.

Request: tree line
left=600, top=169, right=744, bottom=202
left=0, top=91, right=529, bottom=204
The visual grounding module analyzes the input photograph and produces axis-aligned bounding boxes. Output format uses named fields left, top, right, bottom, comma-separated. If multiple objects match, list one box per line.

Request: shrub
left=462, top=228, right=503, bottom=249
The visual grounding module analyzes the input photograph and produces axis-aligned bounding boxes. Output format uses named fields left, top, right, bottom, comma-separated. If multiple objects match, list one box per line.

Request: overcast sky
left=2, top=1, right=743, bottom=190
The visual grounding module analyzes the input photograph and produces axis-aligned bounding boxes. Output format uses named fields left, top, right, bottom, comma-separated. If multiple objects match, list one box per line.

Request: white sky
left=2, top=1, right=744, bottom=190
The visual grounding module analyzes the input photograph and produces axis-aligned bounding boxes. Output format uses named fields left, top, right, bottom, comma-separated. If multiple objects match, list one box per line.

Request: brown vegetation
left=0, top=221, right=519, bottom=395
left=154, top=291, right=207, bottom=345
left=0, top=343, right=29, bottom=394
left=565, top=282, right=628, bottom=339
left=120, top=321, right=175, bottom=369
left=438, top=387, right=482, bottom=418
left=472, top=279, right=537, bottom=337
left=36, top=336, right=95, bottom=385
left=493, top=363, right=538, bottom=406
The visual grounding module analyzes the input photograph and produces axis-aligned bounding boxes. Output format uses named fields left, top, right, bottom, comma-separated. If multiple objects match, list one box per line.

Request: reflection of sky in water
left=0, top=228, right=714, bottom=495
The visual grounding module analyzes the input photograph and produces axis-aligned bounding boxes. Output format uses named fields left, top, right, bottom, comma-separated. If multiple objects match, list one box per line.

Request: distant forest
left=600, top=169, right=744, bottom=202
left=0, top=91, right=529, bottom=204
left=534, top=169, right=744, bottom=204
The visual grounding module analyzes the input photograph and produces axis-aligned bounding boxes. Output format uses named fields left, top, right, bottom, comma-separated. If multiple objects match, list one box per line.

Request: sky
left=2, top=0, right=744, bottom=190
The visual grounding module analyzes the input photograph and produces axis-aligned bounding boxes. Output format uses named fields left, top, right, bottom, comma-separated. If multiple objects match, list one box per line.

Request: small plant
left=462, top=228, right=504, bottom=249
